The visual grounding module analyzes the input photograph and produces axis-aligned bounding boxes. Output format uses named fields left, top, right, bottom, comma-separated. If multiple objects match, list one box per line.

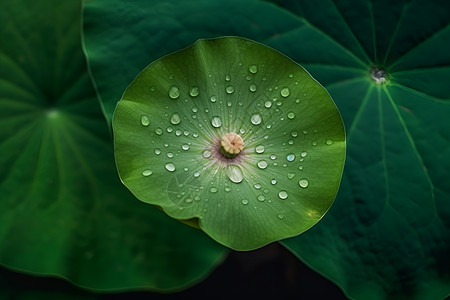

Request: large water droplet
left=202, top=149, right=212, bottom=158
left=170, top=113, right=181, bottom=125
left=249, top=84, right=257, bottom=92
left=257, top=160, right=268, bottom=169
left=278, top=191, right=288, bottom=199
left=142, top=169, right=153, bottom=176
left=299, top=178, right=309, bottom=188
left=189, top=86, right=199, bottom=97
left=226, top=86, right=234, bottom=94
left=286, top=153, right=295, bottom=162
left=211, top=116, right=222, bottom=128
left=255, top=145, right=265, bottom=154
left=168, top=86, right=180, bottom=99
left=250, top=113, right=262, bottom=125
left=287, top=112, right=295, bottom=119
left=140, top=115, right=150, bottom=126
left=280, top=87, right=290, bottom=97
left=227, top=165, right=244, bottom=184
left=249, top=65, right=258, bottom=74
left=165, top=163, right=176, bottom=172
left=264, top=101, right=272, bottom=108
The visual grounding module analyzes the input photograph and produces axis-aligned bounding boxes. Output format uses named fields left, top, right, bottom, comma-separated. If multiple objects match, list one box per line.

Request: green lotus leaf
left=113, top=37, right=345, bottom=250
left=0, top=0, right=226, bottom=291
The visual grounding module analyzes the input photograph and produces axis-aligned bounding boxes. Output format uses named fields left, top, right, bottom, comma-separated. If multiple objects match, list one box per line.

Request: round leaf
left=113, top=37, right=345, bottom=250
left=0, top=0, right=226, bottom=291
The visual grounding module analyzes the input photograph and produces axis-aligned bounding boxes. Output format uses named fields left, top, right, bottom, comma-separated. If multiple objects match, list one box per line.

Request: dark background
left=1, top=243, right=347, bottom=299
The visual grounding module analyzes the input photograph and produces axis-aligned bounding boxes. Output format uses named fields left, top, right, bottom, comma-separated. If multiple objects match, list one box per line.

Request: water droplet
left=241, top=199, right=249, bottom=205
left=194, top=172, right=200, bottom=177
left=278, top=213, right=284, bottom=219
left=288, top=173, right=295, bottom=179
left=257, top=160, right=268, bottom=169
left=264, top=101, right=272, bottom=108
left=167, top=127, right=173, bottom=133
left=287, top=112, right=295, bottom=119
left=288, top=140, right=294, bottom=145
left=168, top=86, right=180, bottom=99
left=182, top=144, right=190, bottom=151
left=175, top=130, right=182, bottom=136
left=278, top=191, right=288, bottom=199
left=299, top=178, right=309, bottom=188
left=167, top=152, right=174, bottom=158
left=170, top=113, right=181, bottom=125
left=257, top=195, right=265, bottom=202
left=142, top=169, right=153, bottom=176
left=155, top=128, right=163, bottom=135
left=192, top=107, right=198, bottom=113
left=298, top=165, right=303, bottom=170
left=249, top=65, right=258, bottom=74
left=288, top=73, right=294, bottom=78
left=250, top=113, right=262, bottom=125
left=254, top=183, right=261, bottom=189
left=183, top=131, right=190, bottom=136
left=280, top=87, right=290, bottom=97
left=249, top=84, right=257, bottom=92
left=189, top=86, right=199, bottom=97
left=210, top=95, right=217, bottom=103
left=226, top=86, right=234, bottom=94
left=140, top=115, right=150, bottom=126
left=270, top=154, right=276, bottom=160
left=224, top=187, right=231, bottom=192
left=271, top=179, right=277, bottom=185
left=227, top=165, right=244, bottom=184
left=291, top=130, right=298, bottom=137
left=301, top=151, right=307, bottom=157
left=255, top=145, right=265, bottom=154
left=154, top=149, right=161, bottom=155
left=286, top=153, right=295, bottom=162
left=211, top=116, right=222, bottom=128
left=326, top=139, right=333, bottom=145
left=225, top=74, right=231, bottom=81
left=202, top=149, right=212, bottom=158
left=165, top=163, right=176, bottom=172
left=210, top=187, right=218, bottom=193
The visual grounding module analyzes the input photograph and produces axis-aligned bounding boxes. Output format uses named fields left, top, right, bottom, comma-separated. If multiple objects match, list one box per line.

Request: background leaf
left=84, top=0, right=450, bottom=298
left=0, top=0, right=226, bottom=292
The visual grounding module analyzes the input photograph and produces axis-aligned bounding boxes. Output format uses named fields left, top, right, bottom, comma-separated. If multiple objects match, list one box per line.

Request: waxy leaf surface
left=0, top=0, right=226, bottom=292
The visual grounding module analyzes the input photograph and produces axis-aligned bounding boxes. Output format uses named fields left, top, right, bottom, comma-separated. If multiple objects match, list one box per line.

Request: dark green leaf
left=0, top=0, right=226, bottom=291
left=113, top=37, right=345, bottom=250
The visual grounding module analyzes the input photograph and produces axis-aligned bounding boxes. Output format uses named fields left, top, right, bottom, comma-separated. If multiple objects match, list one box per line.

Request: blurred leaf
left=84, top=0, right=450, bottom=298
left=0, top=0, right=226, bottom=292
left=113, top=37, right=345, bottom=250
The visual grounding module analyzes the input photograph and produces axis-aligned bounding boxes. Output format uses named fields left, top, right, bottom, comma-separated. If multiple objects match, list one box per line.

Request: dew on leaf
left=168, top=86, right=180, bottom=99
left=241, top=199, right=249, bottom=205
left=249, top=65, right=258, bottom=74
left=227, top=165, right=244, bottom=184
left=155, top=128, right=163, bottom=135
left=154, top=149, right=161, bottom=155
left=225, top=74, right=231, bottom=81
left=287, top=112, right=295, bottom=119
left=301, top=151, right=307, bottom=157
left=288, top=173, right=295, bottom=179
left=182, top=144, right=190, bottom=151
left=299, top=178, right=309, bottom=188
left=250, top=113, right=262, bottom=125
left=210, top=187, right=218, bottom=193
left=142, top=169, right=153, bottom=176
left=226, top=86, right=234, bottom=94
left=202, top=150, right=212, bottom=158
left=170, top=113, right=181, bottom=125
left=167, top=152, right=174, bottom=158
left=249, top=84, right=257, bottom=92
left=257, top=195, right=265, bottom=202
left=270, top=154, right=276, bottom=160
left=271, top=179, right=277, bottom=185
left=278, top=191, right=288, bottom=200
left=280, top=87, right=290, bottom=97
left=264, top=101, right=272, bottom=108
left=277, top=213, right=285, bottom=220
left=291, top=130, right=298, bottom=137
left=255, top=145, right=265, bottom=154
left=210, top=95, right=217, bottom=103
left=257, top=160, right=268, bottom=169
left=165, top=163, right=176, bottom=172
left=189, top=86, right=200, bottom=97
left=140, top=115, right=150, bottom=126
left=326, top=139, right=333, bottom=145
left=211, top=116, right=222, bottom=128
left=254, top=183, right=261, bottom=189
left=286, top=153, right=295, bottom=162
